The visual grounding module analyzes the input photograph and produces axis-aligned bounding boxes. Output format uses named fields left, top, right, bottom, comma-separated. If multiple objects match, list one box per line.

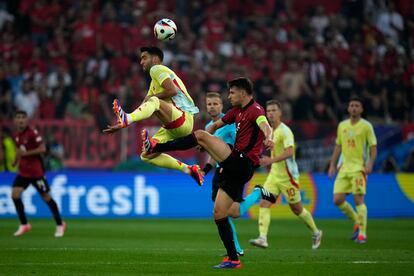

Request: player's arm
left=257, top=115, right=273, bottom=150
left=365, top=145, right=377, bottom=174
left=206, top=119, right=225, bottom=134
left=14, top=142, right=46, bottom=166
left=260, top=146, right=294, bottom=166
left=328, top=145, right=342, bottom=178
left=153, top=78, right=178, bottom=100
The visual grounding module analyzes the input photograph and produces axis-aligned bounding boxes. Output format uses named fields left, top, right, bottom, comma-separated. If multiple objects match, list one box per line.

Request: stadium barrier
left=0, top=172, right=413, bottom=218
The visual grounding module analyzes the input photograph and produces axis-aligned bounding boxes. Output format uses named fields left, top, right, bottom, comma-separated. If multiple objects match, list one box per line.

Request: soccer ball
left=154, top=19, right=177, bottom=41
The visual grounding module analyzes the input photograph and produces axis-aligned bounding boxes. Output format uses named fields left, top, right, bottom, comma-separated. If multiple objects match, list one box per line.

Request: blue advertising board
left=0, top=172, right=413, bottom=218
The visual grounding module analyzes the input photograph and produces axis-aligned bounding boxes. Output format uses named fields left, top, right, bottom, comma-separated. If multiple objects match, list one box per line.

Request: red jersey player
left=11, top=110, right=66, bottom=237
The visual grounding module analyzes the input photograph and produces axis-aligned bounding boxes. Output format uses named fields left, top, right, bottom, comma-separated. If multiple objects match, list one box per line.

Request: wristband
left=202, top=163, right=213, bottom=175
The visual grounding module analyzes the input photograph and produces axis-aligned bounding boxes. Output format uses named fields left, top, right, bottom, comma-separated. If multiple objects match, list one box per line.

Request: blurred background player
left=0, top=127, right=17, bottom=172
left=249, top=100, right=322, bottom=250
left=202, top=92, right=276, bottom=257
left=103, top=46, right=203, bottom=185
left=11, top=110, right=65, bottom=237
left=328, top=97, right=377, bottom=244
left=143, top=78, right=274, bottom=269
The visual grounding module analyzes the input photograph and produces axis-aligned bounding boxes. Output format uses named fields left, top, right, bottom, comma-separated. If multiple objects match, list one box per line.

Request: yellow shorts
left=152, top=108, right=194, bottom=143
left=333, top=170, right=367, bottom=195
left=263, top=173, right=301, bottom=204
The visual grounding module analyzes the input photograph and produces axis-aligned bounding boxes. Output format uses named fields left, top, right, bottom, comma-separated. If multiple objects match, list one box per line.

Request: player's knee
left=213, top=207, right=226, bottom=220
left=333, top=197, right=344, bottom=206
left=147, top=96, right=160, bottom=110
left=41, top=193, right=51, bottom=202
left=11, top=194, right=20, bottom=200
left=290, top=205, right=302, bottom=216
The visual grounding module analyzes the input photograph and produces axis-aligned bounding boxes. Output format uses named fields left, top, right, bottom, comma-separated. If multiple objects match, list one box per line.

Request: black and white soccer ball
left=154, top=18, right=177, bottom=41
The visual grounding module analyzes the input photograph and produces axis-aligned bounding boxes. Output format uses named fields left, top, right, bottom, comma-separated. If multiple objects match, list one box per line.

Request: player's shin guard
left=215, top=217, right=238, bottom=261
left=47, top=199, right=63, bottom=225
left=239, top=188, right=261, bottom=215
left=259, top=207, right=271, bottom=238
left=128, top=96, right=160, bottom=123
left=356, top=204, right=367, bottom=237
left=298, top=208, right=318, bottom=233
left=152, top=133, right=198, bottom=153
left=228, top=218, right=243, bottom=255
left=13, top=198, right=28, bottom=224
left=338, top=201, right=358, bottom=223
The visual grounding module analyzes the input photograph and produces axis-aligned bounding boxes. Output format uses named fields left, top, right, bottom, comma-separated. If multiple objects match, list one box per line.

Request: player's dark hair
left=266, top=100, right=282, bottom=109
left=15, top=110, right=28, bottom=117
left=227, top=77, right=254, bottom=95
left=140, top=46, right=164, bottom=62
left=349, top=96, right=364, bottom=107
left=206, top=92, right=222, bottom=100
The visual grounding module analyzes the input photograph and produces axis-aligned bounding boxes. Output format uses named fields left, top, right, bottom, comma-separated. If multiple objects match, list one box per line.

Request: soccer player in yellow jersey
left=250, top=100, right=322, bottom=250
left=103, top=46, right=204, bottom=185
left=328, top=96, right=377, bottom=244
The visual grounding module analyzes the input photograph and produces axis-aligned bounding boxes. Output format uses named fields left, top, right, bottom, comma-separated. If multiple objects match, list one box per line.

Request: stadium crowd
left=0, top=0, right=414, bottom=130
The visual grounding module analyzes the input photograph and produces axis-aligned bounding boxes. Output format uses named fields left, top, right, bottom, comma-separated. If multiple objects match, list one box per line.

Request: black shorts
left=216, top=151, right=255, bottom=202
left=12, top=175, right=50, bottom=194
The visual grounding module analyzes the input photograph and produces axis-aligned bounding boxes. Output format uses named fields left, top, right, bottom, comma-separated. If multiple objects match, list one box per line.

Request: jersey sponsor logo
left=246, top=173, right=317, bottom=219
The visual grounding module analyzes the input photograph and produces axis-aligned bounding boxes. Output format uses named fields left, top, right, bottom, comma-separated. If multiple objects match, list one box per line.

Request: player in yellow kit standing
left=328, top=96, right=377, bottom=244
left=104, top=46, right=204, bottom=185
left=249, top=100, right=322, bottom=249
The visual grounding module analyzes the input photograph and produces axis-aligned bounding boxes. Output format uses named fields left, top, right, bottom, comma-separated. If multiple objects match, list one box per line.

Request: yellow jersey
left=269, top=123, right=299, bottom=183
left=336, top=118, right=377, bottom=173
left=148, top=64, right=199, bottom=114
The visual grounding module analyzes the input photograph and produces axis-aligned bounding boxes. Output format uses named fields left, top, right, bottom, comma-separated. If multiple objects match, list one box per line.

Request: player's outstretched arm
left=260, top=146, right=294, bottom=167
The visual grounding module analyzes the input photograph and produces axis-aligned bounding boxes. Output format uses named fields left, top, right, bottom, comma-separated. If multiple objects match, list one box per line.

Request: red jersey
left=222, top=99, right=265, bottom=167
left=14, top=127, right=45, bottom=178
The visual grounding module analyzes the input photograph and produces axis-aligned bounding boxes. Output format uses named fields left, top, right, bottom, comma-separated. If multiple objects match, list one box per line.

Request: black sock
left=215, top=217, right=238, bottom=261
left=153, top=133, right=198, bottom=153
left=47, top=199, right=63, bottom=225
left=13, top=198, right=28, bottom=225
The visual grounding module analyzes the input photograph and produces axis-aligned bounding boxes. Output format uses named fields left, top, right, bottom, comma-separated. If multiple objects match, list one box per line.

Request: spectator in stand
left=280, top=57, right=313, bottom=120
left=331, top=64, right=358, bottom=118
left=14, top=78, right=39, bottom=118
left=255, top=67, right=278, bottom=107
left=376, top=2, right=404, bottom=43
left=0, top=66, right=13, bottom=119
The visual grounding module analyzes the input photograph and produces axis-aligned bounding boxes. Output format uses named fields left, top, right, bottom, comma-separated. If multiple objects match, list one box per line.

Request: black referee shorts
left=216, top=151, right=255, bottom=202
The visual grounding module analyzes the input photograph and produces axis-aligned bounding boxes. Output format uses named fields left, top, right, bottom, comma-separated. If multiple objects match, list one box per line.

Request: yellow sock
left=129, top=96, right=160, bottom=123
left=298, top=208, right=318, bottom=234
left=338, top=201, right=357, bottom=223
left=258, top=207, right=271, bottom=238
left=356, top=204, right=367, bottom=236
left=141, top=153, right=188, bottom=173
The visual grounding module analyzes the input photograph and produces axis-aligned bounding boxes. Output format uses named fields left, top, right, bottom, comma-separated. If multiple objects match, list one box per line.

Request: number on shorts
left=287, top=188, right=296, bottom=197
left=356, top=178, right=364, bottom=187
left=36, top=179, right=46, bottom=192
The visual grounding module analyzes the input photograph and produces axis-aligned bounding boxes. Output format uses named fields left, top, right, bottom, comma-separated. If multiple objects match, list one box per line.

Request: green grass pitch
left=1, top=218, right=413, bottom=275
